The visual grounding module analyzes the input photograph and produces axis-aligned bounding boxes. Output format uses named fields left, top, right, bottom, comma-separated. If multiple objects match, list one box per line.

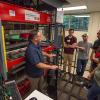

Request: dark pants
left=76, top=59, right=88, bottom=76
left=90, top=61, right=98, bottom=72
left=87, top=80, right=100, bottom=100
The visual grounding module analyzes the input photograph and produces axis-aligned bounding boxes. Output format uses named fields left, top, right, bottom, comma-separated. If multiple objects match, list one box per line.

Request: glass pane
left=63, top=15, right=70, bottom=29
left=63, top=15, right=89, bottom=31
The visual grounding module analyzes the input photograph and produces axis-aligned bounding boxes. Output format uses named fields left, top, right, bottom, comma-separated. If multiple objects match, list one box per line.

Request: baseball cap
left=82, top=34, right=88, bottom=37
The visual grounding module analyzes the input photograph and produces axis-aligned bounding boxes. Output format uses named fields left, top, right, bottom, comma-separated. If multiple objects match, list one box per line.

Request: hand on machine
left=50, top=65, right=58, bottom=70
left=48, top=54, right=56, bottom=58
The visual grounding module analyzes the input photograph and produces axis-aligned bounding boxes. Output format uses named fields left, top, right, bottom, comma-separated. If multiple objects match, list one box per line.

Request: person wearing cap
left=25, top=30, right=58, bottom=92
left=90, top=31, right=100, bottom=72
left=64, top=29, right=77, bottom=73
left=76, top=34, right=92, bottom=77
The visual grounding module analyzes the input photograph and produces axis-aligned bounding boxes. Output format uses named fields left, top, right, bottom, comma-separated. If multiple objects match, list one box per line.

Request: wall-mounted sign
left=25, top=10, right=40, bottom=22
left=56, top=11, right=64, bottom=23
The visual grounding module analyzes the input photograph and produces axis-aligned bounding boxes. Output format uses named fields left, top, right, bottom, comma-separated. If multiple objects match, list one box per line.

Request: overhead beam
left=41, top=0, right=70, bottom=8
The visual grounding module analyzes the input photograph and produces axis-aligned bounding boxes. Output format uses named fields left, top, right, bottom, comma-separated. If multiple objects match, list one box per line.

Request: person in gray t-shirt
left=76, top=34, right=92, bottom=77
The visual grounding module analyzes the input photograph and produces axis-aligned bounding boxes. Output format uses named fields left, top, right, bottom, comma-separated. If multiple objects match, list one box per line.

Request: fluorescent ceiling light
left=74, top=15, right=90, bottom=17
left=57, top=5, right=87, bottom=11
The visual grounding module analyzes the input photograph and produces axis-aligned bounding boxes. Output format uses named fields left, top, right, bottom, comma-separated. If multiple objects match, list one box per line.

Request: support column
left=0, top=20, right=7, bottom=80
left=88, top=12, right=100, bottom=42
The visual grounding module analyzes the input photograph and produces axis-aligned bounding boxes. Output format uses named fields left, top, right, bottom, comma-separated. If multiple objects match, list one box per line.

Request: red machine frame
left=0, top=1, right=52, bottom=24
left=0, top=1, right=52, bottom=71
left=0, top=1, right=56, bottom=96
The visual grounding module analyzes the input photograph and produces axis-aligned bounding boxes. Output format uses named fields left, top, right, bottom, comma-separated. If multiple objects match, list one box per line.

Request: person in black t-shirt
left=90, top=31, right=100, bottom=72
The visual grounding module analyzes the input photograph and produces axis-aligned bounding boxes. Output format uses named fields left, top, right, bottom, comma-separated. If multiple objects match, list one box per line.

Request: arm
left=36, top=62, right=58, bottom=70
left=42, top=51, right=56, bottom=58
left=42, top=51, right=50, bottom=57
left=76, top=46, right=85, bottom=50
left=26, top=47, right=58, bottom=70
left=69, top=37, right=77, bottom=48
left=64, top=42, right=77, bottom=48
left=88, top=63, right=100, bottom=79
left=90, top=41, right=97, bottom=61
left=90, top=49, right=99, bottom=63
left=75, top=41, right=85, bottom=50
left=64, top=36, right=77, bottom=48
left=90, top=49, right=95, bottom=61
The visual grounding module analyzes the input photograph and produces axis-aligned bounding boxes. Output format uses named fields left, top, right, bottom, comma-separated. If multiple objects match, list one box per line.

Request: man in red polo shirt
left=63, top=29, right=77, bottom=73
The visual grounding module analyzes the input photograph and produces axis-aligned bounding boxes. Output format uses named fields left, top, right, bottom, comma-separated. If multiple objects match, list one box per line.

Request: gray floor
left=57, top=72, right=88, bottom=100
left=23, top=72, right=89, bottom=100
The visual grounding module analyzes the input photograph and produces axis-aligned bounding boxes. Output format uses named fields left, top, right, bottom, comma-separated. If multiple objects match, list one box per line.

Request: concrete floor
left=57, top=72, right=88, bottom=100
left=23, top=69, right=89, bottom=100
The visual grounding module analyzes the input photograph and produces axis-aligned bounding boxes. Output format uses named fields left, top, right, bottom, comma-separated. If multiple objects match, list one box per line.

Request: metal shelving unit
left=6, top=42, right=28, bottom=50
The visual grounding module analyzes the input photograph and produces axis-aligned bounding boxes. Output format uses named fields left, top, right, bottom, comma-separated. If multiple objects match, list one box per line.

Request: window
left=63, top=15, right=89, bottom=31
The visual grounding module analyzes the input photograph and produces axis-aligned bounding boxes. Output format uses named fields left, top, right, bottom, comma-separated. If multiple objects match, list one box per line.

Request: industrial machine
left=0, top=1, right=53, bottom=99
left=0, top=0, right=65, bottom=99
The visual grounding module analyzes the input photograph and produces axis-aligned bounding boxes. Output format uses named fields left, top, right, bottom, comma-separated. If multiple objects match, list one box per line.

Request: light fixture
left=57, top=5, right=87, bottom=11
left=74, top=15, right=90, bottom=17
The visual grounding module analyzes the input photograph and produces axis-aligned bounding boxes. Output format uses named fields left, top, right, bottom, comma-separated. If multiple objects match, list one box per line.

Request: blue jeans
left=87, top=80, right=100, bottom=100
left=76, top=59, right=88, bottom=76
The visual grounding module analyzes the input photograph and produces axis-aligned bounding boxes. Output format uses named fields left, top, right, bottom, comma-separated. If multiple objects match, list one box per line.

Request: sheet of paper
left=24, top=90, right=53, bottom=100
